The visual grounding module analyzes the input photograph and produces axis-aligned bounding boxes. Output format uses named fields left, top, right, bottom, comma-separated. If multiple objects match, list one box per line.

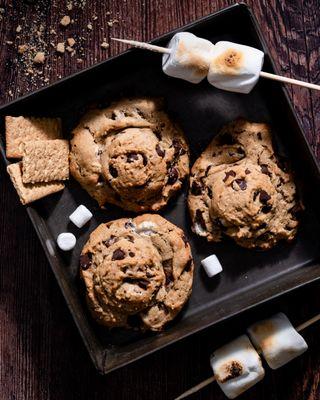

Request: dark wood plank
left=0, top=1, right=319, bottom=399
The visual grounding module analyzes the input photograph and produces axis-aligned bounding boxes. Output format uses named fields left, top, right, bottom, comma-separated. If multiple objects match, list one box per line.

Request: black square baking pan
left=1, top=3, right=320, bottom=374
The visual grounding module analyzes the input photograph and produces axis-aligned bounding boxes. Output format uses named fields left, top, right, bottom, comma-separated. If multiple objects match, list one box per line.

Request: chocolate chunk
left=127, top=152, right=139, bottom=163
left=184, top=259, right=193, bottom=272
left=163, top=259, right=173, bottom=285
left=167, top=167, right=178, bottom=184
left=104, top=235, right=117, bottom=247
left=109, top=165, right=118, bottom=178
left=261, top=164, right=271, bottom=177
left=181, top=234, right=189, bottom=246
left=172, top=138, right=186, bottom=156
left=126, top=235, right=135, bottom=243
left=154, top=129, right=162, bottom=140
left=258, top=222, right=267, bottom=229
left=207, top=186, right=213, bottom=198
left=97, top=149, right=102, bottom=156
left=195, top=209, right=206, bottom=230
left=234, top=178, right=247, bottom=190
left=223, top=170, right=236, bottom=182
left=245, top=168, right=251, bottom=174
left=155, top=144, right=165, bottom=157
left=123, top=277, right=148, bottom=290
left=257, top=132, right=262, bottom=140
left=205, top=165, right=212, bottom=176
left=142, top=153, right=148, bottom=166
left=259, top=190, right=271, bottom=204
left=129, top=251, right=135, bottom=257
left=112, top=249, right=126, bottom=260
left=190, top=181, right=202, bottom=195
left=80, top=253, right=91, bottom=270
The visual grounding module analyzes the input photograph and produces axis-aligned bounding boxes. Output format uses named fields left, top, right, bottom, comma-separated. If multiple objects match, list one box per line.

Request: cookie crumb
left=67, top=37, right=75, bottom=47
left=56, top=42, right=65, bottom=53
left=60, top=15, right=71, bottom=27
left=18, top=44, right=28, bottom=54
left=33, top=52, right=45, bottom=64
left=101, top=41, right=109, bottom=49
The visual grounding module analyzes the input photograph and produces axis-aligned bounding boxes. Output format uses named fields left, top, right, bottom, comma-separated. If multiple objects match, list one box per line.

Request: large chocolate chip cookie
left=80, top=214, right=194, bottom=331
left=70, top=98, right=189, bottom=212
left=188, top=119, right=300, bottom=249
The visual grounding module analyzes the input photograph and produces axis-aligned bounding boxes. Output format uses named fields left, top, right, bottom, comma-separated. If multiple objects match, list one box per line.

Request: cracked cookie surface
left=188, top=119, right=300, bottom=250
left=80, top=214, right=194, bottom=331
left=70, top=98, right=189, bottom=212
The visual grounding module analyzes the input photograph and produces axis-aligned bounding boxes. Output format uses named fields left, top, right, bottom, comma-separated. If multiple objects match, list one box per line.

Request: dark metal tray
left=1, top=3, right=320, bottom=374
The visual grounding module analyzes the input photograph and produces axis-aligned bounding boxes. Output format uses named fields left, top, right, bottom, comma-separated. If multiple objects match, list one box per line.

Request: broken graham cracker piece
left=7, top=162, right=64, bottom=205
left=22, top=139, right=69, bottom=183
left=5, top=116, right=62, bottom=158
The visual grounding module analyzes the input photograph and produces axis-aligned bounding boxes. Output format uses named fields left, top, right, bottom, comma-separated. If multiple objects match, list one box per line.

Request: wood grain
left=0, top=1, right=319, bottom=399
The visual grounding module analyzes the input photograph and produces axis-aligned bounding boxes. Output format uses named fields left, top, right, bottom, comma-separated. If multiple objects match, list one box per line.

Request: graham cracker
left=22, top=139, right=69, bottom=183
left=5, top=116, right=62, bottom=158
left=7, top=162, right=64, bottom=205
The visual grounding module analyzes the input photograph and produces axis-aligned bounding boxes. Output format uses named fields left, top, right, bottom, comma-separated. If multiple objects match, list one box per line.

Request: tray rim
left=1, top=2, right=320, bottom=374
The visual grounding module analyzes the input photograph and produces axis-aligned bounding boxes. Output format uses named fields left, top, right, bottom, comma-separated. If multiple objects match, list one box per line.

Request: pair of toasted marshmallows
left=162, top=32, right=264, bottom=94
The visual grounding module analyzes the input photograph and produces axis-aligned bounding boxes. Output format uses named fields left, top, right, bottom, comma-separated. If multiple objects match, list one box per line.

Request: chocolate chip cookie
left=70, top=98, right=189, bottom=212
left=188, top=119, right=300, bottom=249
left=80, top=214, right=194, bottom=331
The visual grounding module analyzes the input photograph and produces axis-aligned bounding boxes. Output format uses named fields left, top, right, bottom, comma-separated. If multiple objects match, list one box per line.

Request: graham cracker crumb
left=56, top=42, right=65, bottom=53
left=101, top=41, right=109, bottom=49
left=33, top=52, right=45, bottom=64
left=67, top=37, right=75, bottom=47
left=60, top=15, right=71, bottom=27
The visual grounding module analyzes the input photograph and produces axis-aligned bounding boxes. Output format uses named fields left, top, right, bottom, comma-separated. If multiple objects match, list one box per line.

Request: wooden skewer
left=174, top=312, right=320, bottom=400
left=111, top=38, right=320, bottom=91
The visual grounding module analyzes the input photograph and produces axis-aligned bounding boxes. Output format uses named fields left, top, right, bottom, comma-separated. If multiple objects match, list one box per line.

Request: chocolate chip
left=112, top=249, right=126, bottom=260
left=205, top=165, right=212, bottom=176
left=123, top=277, right=148, bottom=290
left=97, top=149, right=102, bottom=156
left=261, top=164, right=271, bottom=177
left=257, top=132, right=262, bottom=140
left=207, top=186, right=213, bottom=198
left=181, top=234, right=189, bottom=246
left=172, top=138, right=186, bottom=156
left=258, top=222, right=267, bottom=229
left=234, top=178, right=247, bottom=190
left=126, top=235, right=134, bottom=243
left=245, top=168, right=251, bottom=174
left=125, top=221, right=135, bottom=230
left=80, top=254, right=91, bottom=270
left=223, top=170, right=236, bottom=182
left=127, top=152, right=139, bottom=163
left=259, top=190, right=271, bottom=204
left=155, top=144, right=165, bottom=157
left=218, top=132, right=236, bottom=145
left=195, top=209, right=206, bottom=230
left=109, top=165, right=118, bottom=178
left=97, top=174, right=105, bottom=184
left=167, top=167, right=178, bottom=184
left=129, top=251, right=135, bottom=257
left=142, top=154, right=148, bottom=166
left=154, top=129, right=162, bottom=140
left=104, top=235, right=117, bottom=247
left=190, top=181, right=202, bottom=195
left=162, top=259, right=173, bottom=285
left=261, top=204, right=272, bottom=213
left=184, top=259, right=193, bottom=272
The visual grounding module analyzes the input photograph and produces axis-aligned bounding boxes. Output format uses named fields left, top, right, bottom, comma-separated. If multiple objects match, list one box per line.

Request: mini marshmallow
left=210, top=335, right=265, bottom=399
left=201, top=254, right=222, bottom=277
left=208, top=41, right=264, bottom=94
left=247, top=312, right=308, bottom=370
left=69, top=204, right=93, bottom=228
left=57, top=232, right=76, bottom=251
left=162, top=32, right=215, bottom=83
left=136, top=221, right=158, bottom=236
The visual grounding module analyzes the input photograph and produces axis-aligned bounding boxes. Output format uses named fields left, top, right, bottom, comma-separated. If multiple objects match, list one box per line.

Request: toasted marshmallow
left=247, top=312, right=308, bottom=370
left=210, top=335, right=265, bottom=399
left=201, top=254, right=223, bottom=277
left=208, top=41, right=264, bottom=94
left=162, top=32, right=215, bottom=84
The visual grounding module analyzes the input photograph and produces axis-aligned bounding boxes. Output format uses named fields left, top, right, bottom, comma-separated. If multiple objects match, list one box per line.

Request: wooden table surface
left=1, top=1, right=319, bottom=399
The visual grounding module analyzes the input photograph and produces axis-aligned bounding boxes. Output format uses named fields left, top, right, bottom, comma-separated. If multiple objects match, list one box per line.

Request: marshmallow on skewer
left=207, top=41, right=264, bottom=94
left=162, top=32, right=215, bottom=83
left=210, top=335, right=265, bottom=399
left=247, top=312, right=308, bottom=370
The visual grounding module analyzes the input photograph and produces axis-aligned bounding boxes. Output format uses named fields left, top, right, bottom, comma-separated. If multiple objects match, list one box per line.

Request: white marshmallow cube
left=210, top=335, right=265, bottom=399
left=162, top=32, right=215, bottom=84
left=69, top=205, right=93, bottom=228
left=208, top=41, right=264, bottom=94
left=247, top=312, right=308, bottom=370
left=201, top=254, right=223, bottom=277
left=57, top=232, right=76, bottom=251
